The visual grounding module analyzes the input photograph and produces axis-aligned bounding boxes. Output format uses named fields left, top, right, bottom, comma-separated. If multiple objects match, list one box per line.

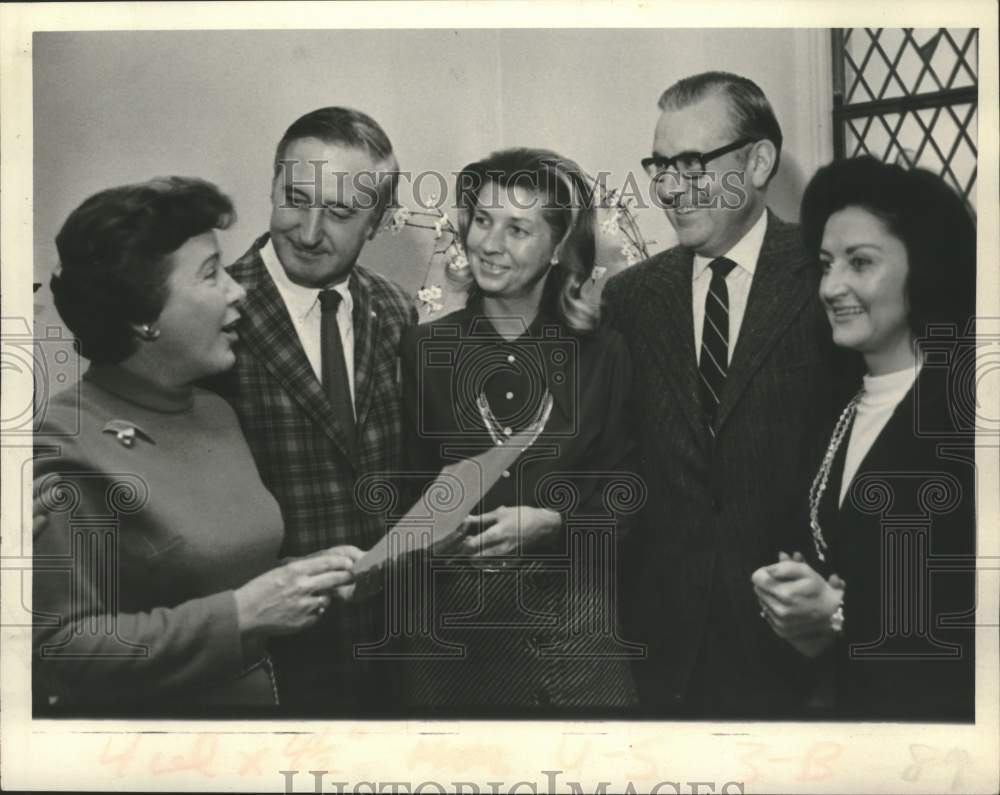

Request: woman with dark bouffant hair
left=751, top=156, right=976, bottom=721
left=34, top=177, right=359, bottom=714
left=397, top=148, right=639, bottom=712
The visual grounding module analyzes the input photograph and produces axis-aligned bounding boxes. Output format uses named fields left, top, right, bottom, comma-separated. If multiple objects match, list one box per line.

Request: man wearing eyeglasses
left=603, top=71, right=844, bottom=718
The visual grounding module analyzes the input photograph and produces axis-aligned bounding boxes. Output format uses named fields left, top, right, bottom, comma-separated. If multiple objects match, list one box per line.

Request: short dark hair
left=658, top=71, right=783, bottom=184
left=452, top=147, right=599, bottom=333
left=800, top=155, right=976, bottom=338
left=272, top=106, right=399, bottom=216
left=51, top=177, right=235, bottom=364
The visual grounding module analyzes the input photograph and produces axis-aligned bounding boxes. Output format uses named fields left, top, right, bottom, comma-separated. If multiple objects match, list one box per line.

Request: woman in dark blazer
left=33, top=178, right=360, bottom=714
left=398, top=148, right=640, bottom=712
left=752, top=156, right=976, bottom=721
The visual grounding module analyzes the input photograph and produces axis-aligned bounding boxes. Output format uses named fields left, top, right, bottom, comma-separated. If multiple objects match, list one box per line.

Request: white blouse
left=839, top=363, right=921, bottom=507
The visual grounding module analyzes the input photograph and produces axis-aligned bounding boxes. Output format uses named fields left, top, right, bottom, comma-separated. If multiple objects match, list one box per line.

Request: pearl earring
left=139, top=324, right=161, bottom=341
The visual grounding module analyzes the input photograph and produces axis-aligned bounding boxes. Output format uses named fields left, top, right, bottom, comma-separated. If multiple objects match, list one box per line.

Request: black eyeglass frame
left=641, top=137, right=757, bottom=180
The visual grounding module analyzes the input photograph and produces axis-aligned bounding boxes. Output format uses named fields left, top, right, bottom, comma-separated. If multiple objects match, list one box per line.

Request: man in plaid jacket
left=214, top=107, right=417, bottom=714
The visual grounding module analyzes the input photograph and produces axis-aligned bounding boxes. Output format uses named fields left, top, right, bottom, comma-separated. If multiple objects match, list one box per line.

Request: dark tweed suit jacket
left=603, top=210, right=845, bottom=716
left=212, top=233, right=418, bottom=712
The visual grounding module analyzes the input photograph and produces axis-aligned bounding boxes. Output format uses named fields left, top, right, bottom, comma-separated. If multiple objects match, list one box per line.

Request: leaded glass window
left=832, top=28, right=978, bottom=211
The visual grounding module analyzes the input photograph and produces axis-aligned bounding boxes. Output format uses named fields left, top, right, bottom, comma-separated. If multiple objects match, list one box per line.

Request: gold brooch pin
left=103, top=420, right=153, bottom=448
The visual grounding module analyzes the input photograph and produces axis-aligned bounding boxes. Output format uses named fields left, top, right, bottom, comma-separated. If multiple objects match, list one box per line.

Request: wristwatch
left=830, top=602, right=845, bottom=634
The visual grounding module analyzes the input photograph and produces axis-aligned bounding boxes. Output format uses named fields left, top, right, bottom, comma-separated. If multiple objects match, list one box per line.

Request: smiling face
left=269, top=136, right=386, bottom=288
left=150, top=231, right=246, bottom=384
left=465, top=182, right=557, bottom=304
left=819, top=205, right=914, bottom=375
left=651, top=92, right=769, bottom=257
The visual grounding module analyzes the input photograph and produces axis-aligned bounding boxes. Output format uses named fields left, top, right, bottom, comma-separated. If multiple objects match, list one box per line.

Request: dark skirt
left=402, top=557, right=638, bottom=712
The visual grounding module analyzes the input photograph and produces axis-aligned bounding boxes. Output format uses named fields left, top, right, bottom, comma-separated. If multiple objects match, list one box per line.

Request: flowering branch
left=592, top=185, right=650, bottom=277
left=384, top=204, right=467, bottom=314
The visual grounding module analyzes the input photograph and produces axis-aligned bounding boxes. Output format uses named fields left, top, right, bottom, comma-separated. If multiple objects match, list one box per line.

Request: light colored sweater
left=33, top=364, right=283, bottom=709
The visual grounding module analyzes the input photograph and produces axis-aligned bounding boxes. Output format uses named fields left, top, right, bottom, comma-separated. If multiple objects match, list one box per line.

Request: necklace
left=809, top=387, right=864, bottom=562
left=476, top=389, right=554, bottom=446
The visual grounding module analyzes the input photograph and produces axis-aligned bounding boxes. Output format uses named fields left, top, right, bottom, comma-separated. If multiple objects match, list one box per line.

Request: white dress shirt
left=260, top=239, right=356, bottom=412
left=839, top=362, right=920, bottom=507
left=692, top=209, right=768, bottom=364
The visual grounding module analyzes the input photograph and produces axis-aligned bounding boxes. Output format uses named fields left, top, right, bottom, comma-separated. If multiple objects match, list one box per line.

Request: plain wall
left=32, top=28, right=829, bottom=353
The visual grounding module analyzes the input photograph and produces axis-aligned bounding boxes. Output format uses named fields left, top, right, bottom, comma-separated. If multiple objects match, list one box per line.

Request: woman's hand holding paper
left=460, top=505, right=561, bottom=557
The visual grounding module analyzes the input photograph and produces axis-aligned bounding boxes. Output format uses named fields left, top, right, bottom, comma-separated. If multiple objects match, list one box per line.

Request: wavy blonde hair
left=449, top=147, right=599, bottom=334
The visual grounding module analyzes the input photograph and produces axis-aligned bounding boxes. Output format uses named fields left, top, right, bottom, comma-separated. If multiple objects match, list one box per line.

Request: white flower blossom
left=417, top=285, right=444, bottom=304
left=389, top=207, right=411, bottom=235
left=621, top=242, right=642, bottom=266
left=433, top=212, right=451, bottom=239
left=417, top=285, right=446, bottom=314
left=600, top=214, right=621, bottom=237
left=591, top=265, right=608, bottom=282
left=446, top=244, right=469, bottom=272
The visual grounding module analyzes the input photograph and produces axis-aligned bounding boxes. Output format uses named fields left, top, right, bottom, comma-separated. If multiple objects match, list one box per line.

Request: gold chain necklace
left=809, top=388, right=865, bottom=562
left=476, top=389, right=554, bottom=446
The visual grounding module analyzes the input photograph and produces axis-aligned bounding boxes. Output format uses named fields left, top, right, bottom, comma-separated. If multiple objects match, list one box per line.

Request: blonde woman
left=398, top=148, right=638, bottom=711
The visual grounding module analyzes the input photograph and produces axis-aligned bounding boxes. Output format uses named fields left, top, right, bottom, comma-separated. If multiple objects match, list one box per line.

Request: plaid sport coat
left=211, top=234, right=418, bottom=708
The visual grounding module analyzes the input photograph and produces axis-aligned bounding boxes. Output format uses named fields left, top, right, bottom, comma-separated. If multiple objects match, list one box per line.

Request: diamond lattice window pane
left=894, top=34, right=925, bottom=97
left=895, top=113, right=926, bottom=168
left=914, top=108, right=947, bottom=173
left=835, top=28, right=977, bottom=210
left=875, top=28, right=908, bottom=99
left=949, top=104, right=978, bottom=207
left=941, top=28, right=978, bottom=89
left=933, top=107, right=961, bottom=157
left=845, top=122, right=862, bottom=157
left=953, top=29, right=978, bottom=87
left=949, top=142, right=976, bottom=206
left=895, top=112, right=926, bottom=163
left=846, top=30, right=879, bottom=102
left=864, top=33, right=891, bottom=101
left=911, top=29, right=946, bottom=93
left=868, top=113, right=899, bottom=160
left=930, top=32, right=960, bottom=90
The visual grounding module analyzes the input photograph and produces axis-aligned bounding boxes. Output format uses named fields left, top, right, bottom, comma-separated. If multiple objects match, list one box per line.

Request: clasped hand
left=455, top=505, right=561, bottom=558
left=751, top=551, right=844, bottom=658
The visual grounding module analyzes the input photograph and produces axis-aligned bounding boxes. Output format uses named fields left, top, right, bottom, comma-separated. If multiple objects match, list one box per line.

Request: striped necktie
left=699, top=256, right=737, bottom=434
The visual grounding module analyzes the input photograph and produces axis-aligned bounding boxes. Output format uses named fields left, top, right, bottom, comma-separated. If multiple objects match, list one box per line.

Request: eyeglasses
left=641, top=138, right=756, bottom=180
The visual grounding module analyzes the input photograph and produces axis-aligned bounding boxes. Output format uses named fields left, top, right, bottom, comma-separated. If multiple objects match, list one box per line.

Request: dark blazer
left=396, top=299, right=640, bottom=712
left=818, top=365, right=975, bottom=721
left=603, top=210, right=845, bottom=716
left=211, top=233, right=418, bottom=712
